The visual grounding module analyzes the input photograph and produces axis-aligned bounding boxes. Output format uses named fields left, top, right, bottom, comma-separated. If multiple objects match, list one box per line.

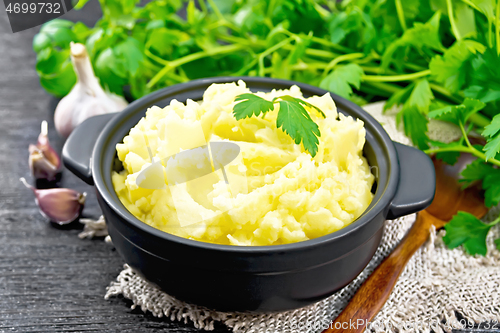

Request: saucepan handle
left=387, top=142, right=436, bottom=219
left=62, top=113, right=117, bottom=185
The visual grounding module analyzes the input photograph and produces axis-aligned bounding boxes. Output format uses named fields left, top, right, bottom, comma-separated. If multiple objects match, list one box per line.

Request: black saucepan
left=63, top=77, right=435, bottom=312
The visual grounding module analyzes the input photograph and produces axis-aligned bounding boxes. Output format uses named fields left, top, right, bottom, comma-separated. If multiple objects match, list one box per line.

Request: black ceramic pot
left=63, top=77, right=435, bottom=312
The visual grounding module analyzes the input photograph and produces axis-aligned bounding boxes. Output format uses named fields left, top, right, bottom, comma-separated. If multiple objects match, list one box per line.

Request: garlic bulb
left=20, top=177, right=86, bottom=225
left=29, top=120, right=61, bottom=183
left=54, top=42, right=128, bottom=138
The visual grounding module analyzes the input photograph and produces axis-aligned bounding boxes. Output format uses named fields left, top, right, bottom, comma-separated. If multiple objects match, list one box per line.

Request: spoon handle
left=323, top=210, right=441, bottom=333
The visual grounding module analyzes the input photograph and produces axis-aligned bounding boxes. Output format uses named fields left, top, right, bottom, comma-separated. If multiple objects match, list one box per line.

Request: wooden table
left=0, top=2, right=231, bottom=332
left=0, top=2, right=497, bottom=333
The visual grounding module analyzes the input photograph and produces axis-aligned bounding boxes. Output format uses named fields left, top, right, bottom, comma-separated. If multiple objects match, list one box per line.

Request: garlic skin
left=29, top=121, right=61, bottom=182
left=54, top=42, right=128, bottom=138
left=79, top=215, right=108, bottom=239
left=20, top=177, right=86, bottom=225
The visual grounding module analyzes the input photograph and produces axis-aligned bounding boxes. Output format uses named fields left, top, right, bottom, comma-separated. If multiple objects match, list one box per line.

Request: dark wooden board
left=0, top=1, right=230, bottom=332
left=0, top=1, right=497, bottom=333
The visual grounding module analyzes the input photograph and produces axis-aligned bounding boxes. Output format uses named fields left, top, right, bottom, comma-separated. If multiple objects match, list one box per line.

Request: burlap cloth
left=104, top=102, right=500, bottom=333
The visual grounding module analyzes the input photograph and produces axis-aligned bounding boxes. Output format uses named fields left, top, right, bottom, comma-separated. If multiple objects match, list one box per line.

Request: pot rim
left=92, top=76, right=399, bottom=254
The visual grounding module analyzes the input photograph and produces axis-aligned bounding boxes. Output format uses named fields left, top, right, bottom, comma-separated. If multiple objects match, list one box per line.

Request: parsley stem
left=460, top=121, right=476, bottom=152
left=362, top=69, right=431, bottom=82
left=489, top=216, right=500, bottom=226
left=147, top=44, right=246, bottom=89
left=429, top=84, right=461, bottom=103
left=395, top=0, right=407, bottom=31
left=217, top=34, right=266, bottom=48
left=258, top=37, right=294, bottom=76
left=144, top=47, right=168, bottom=66
left=424, top=146, right=471, bottom=155
left=489, top=17, right=494, bottom=49
left=324, top=53, right=365, bottom=74
left=404, top=62, right=427, bottom=72
left=198, top=0, right=208, bottom=15
left=267, top=0, right=277, bottom=18
left=206, top=0, right=224, bottom=21
left=458, top=121, right=498, bottom=163
left=496, top=0, right=500, bottom=55
left=363, top=81, right=402, bottom=94
left=447, top=0, right=462, bottom=40
left=289, top=62, right=328, bottom=71
left=310, top=36, right=355, bottom=54
left=468, top=113, right=491, bottom=128
left=280, top=28, right=355, bottom=54
left=303, top=48, right=338, bottom=59
left=424, top=146, right=500, bottom=167
left=461, top=0, right=480, bottom=11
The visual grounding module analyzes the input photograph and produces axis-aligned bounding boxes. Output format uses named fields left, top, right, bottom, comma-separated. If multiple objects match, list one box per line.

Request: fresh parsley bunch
left=33, top=0, right=500, bottom=255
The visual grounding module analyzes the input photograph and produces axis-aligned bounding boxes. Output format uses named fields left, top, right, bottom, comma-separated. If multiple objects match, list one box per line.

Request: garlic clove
left=29, top=121, right=62, bottom=184
left=20, top=177, right=86, bottom=225
left=36, top=120, right=61, bottom=170
left=54, top=42, right=128, bottom=138
left=29, top=144, right=59, bottom=182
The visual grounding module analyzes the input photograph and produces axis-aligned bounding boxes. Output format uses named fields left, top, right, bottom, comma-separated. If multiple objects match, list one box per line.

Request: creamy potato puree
left=112, top=81, right=374, bottom=246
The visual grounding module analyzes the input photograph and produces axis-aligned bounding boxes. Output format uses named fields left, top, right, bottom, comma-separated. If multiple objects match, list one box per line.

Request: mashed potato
left=112, top=81, right=374, bottom=246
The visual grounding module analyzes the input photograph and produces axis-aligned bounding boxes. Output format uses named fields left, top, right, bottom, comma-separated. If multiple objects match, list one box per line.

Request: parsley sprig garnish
left=232, top=93, right=325, bottom=157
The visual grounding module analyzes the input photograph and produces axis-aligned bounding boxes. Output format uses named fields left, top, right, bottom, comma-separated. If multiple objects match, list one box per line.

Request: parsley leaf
left=495, top=238, right=500, bottom=251
left=384, top=83, right=413, bottom=111
left=277, top=96, right=321, bottom=157
left=382, top=12, right=444, bottom=69
left=482, top=114, right=500, bottom=161
left=428, top=139, right=463, bottom=165
left=464, top=49, right=500, bottom=104
left=233, top=94, right=275, bottom=120
left=428, top=98, right=486, bottom=126
left=430, top=40, right=486, bottom=93
left=387, top=80, right=433, bottom=150
left=461, top=159, right=500, bottom=207
left=460, top=159, right=493, bottom=185
left=443, top=211, right=493, bottom=256
left=233, top=93, right=324, bottom=157
left=319, top=64, right=364, bottom=100
left=401, top=105, right=429, bottom=150
left=408, top=79, right=434, bottom=112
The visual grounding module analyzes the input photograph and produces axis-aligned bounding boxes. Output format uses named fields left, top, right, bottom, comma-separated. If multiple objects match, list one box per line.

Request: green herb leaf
left=233, top=93, right=323, bottom=157
left=464, top=49, right=500, bottom=104
left=428, top=139, right=463, bottom=165
left=384, top=83, right=414, bottom=112
left=495, top=238, right=500, bottom=251
left=114, top=37, right=144, bottom=76
left=430, top=40, right=486, bottom=93
left=401, top=105, right=429, bottom=150
left=233, top=94, right=275, bottom=120
left=483, top=171, right=500, bottom=207
left=461, top=159, right=500, bottom=207
left=482, top=114, right=500, bottom=161
left=460, top=159, right=492, bottom=185
left=277, top=96, right=321, bottom=157
left=428, top=98, right=485, bottom=126
left=75, top=0, right=92, bottom=10
left=382, top=12, right=444, bottom=69
left=443, top=211, right=491, bottom=256
left=319, top=64, right=364, bottom=100
left=35, top=48, right=76, bottom=97
left=408, top=79, right=434, bottom=112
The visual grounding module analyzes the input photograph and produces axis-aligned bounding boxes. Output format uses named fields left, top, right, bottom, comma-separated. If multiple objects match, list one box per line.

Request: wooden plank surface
left=0, top=1, right=497, bottom=333
left=0, top=2, right=229, bottom=332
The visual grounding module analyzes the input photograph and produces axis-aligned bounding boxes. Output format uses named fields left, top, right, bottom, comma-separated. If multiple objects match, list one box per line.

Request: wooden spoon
left=324, top=155, right=488, bottom=333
